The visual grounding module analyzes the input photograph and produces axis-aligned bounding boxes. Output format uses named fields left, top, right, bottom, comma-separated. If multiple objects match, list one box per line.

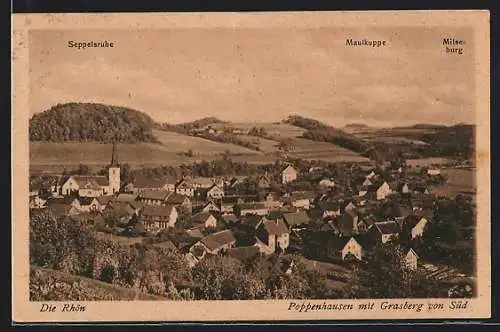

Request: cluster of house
left=29, top=146, right=441, bottom=271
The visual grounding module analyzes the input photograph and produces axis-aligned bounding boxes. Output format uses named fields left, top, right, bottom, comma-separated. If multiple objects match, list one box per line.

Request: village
left=28, top=142, right=475, bottom=297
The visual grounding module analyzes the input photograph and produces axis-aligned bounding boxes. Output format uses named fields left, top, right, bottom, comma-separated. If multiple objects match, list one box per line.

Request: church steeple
left=108, top=140, right=121, bottom=194
left=110, top=140, right=119, bottom=167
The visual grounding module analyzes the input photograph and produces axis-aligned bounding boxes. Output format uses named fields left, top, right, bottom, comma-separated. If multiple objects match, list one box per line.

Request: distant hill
left=29, top=102, right=160, bottom=143
left=394, top=123, right=448, bottom=130
left=344, top=123, right=369, bottom=128
left=160, top=117, right=227, bottom=134
left=283, top=115, right=371, bottom=155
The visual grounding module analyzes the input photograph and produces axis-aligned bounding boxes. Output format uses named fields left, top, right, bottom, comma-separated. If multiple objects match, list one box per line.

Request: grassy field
left=152, top=129, right=259, bottom=155
left=288, top=138, right=370, bottom=163
left=30, top=128, right=266, bottom=172
left=30, top=122, right=372, bottom=171
left=212, top=122, right=305, bottom=139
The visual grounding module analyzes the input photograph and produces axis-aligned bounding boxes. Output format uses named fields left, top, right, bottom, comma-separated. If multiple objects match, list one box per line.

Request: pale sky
left=29, top=27, right=475, bottom=127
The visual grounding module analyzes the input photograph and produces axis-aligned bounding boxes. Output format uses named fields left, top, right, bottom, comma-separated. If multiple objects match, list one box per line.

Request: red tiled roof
left=115, top=193, right=138, bottom=202
left=165, top=192, right=189, bottom=205
left=138, top=189, right=170, bottom=201
left=141, top=205, right=175, bottom=217
left=262, top=219, right=289, bottom=236
left=191, top=212, right=214, bottom=224
left=201, top=230, right=236, bottom=251
left=72, top=175, right=109, bottom=187
left=375, top=221, right=400, bottom=234
left=283, top=211, right=310, bottom=226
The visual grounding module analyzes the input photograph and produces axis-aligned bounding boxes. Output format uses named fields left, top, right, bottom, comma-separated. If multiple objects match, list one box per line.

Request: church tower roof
left=110, top=141, right=119, bottom=167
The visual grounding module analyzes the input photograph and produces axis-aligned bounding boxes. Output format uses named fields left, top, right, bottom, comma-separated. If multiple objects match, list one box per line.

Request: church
left=59, top=142, right=121, bottom=197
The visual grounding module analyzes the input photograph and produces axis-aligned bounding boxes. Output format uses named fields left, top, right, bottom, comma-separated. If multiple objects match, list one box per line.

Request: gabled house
left=257, top=174, right=271, bottom=189
left=125, top=175, right=178, bottom=194
left=376, top=181, right=393, bottom=200
left=127, top=200, right=144, bottom=216
left=239, top=214, right=263, bottom=229
left=206, top=184, right=224, bottom=200
left=362, top=178, right=373, bottom=187
left=77, top=180, right=104, bottom=198
left=69, top=211, right=105, bottom=227
left=328, top=236, right=364, bottom=261
left=190, top=177, right=217, bottom=189
left=281, top=165, right=298, bottom=184
left=255, top=219, right=290, bottom=254
left=189, top=229, right=237, bottom=260
left=47, top=196, right=81, bottom=210
left=335, top=211, right=359, bottom=237
left=320, top=201, right=341, bottom=218
left=96, top=195, right=115, bottom=211
left=288, top=191, right=315, bottom=210
left=359, top=214, right=377, bottom=233
left=137, top=189, right=170, bottom=206
left=104, top=201, right=136, bottom=225
left=400, top=183, right=411, bottom=194
left=78, top=197, right=101, bottom=212
left=202, top=201, right=221, bottom=213
left=384, top=202, right=412, bottom=227
left=365, top=170, right=376, bottom=180
left=403, top=215, right=430, bottom=240
left=115, top=193, right=138, bottom=203
left=165, top=192, right=192, bottom=214
left=368, top=221, right=400, bottom=244
left=358, top=187, right=369, bottom=197
left=228, top=176, right=247, bottom=189
left=283, top=211, right=310, bottom=229
left=190, top=212, right=217, bottom=229
left=185, top=228, right=205, bottom=239
left=175, top=179, right=196, bottom=197
left=48, top=203, right=79, bottom=218
left=138, top=205, right=178, bottom=234
left=219, top=202, right=234, bottom=214
left=405, top=248, right=419, bottom=270
left=237, top=202, right=270, bottom=216
left=29, top=194, right=47, bottom=209
left=320, top=219, right=340, bottom=236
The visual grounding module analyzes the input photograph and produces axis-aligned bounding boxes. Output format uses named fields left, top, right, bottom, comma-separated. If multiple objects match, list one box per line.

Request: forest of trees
left=415, top=124, right=475, bottom=159
left=29, top=102, right=160, bottom=143
left=284, top=115, right=371, bottom=155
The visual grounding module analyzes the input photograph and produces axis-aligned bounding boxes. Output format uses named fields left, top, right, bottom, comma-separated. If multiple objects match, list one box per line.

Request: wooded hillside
left=29, top=103, right=160, bottom=143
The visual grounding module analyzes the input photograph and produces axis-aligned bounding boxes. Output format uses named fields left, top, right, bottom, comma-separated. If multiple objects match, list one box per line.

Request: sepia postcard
left=12, top=10, right=490, bottom=322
